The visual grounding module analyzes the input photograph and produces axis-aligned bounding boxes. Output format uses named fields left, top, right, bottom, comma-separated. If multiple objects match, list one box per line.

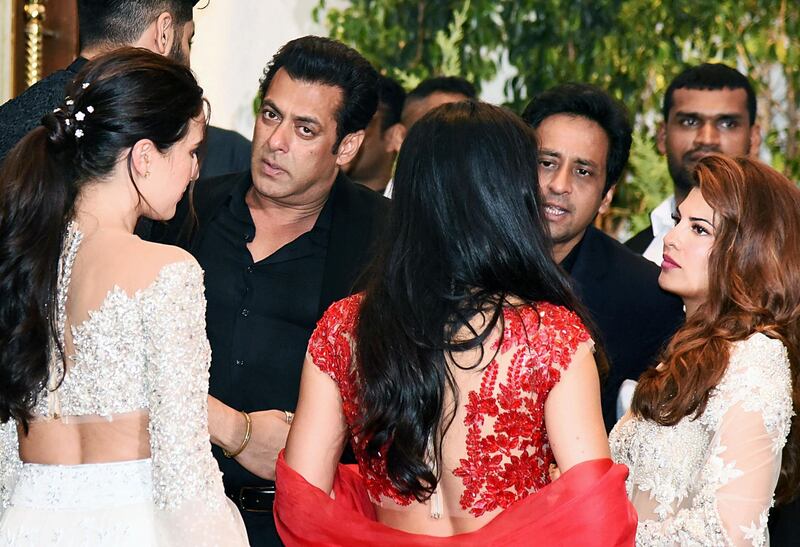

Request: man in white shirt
left=626, top=63, right=761, bottom=264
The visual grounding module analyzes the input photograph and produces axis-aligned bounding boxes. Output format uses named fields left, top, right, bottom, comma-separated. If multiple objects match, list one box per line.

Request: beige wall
left=0, top=0, right=13, bottom=104
left=190, top=0, right=333, bottom=138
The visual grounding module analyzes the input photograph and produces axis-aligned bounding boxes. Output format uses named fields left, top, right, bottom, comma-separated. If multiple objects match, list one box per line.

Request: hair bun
left=40, top=110, right=75, bottom=149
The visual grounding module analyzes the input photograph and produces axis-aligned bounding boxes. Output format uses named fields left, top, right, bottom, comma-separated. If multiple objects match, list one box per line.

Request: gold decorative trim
left=24, top=0, right=46, bottom=87
left=0, top=0, right=13, bottom=103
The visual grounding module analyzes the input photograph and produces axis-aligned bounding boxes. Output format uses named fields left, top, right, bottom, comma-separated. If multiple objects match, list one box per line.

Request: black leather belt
left=227, top=484, right=275, bottom=513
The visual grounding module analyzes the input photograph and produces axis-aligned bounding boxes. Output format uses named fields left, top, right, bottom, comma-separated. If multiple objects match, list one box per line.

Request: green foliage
left=314, top=0, right=800, bottom=235
left=615, top=133, right=672, bottom=236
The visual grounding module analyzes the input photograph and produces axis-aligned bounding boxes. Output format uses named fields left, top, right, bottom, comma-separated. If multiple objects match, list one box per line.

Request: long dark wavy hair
left=354, top=101, right=605, bottom=501
left=632, top=155, right=800, bottom=504
left=0, top=48, right=204, bottom=429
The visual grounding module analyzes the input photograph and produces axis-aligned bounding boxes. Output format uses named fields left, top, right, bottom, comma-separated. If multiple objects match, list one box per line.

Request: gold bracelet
left=223, top=410, right=251, bottom=458
left=283, top=410, right=294, bottom=425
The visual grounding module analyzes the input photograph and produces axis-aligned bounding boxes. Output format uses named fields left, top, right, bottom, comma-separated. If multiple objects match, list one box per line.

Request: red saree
left=274, top=453, right=636, bottom=546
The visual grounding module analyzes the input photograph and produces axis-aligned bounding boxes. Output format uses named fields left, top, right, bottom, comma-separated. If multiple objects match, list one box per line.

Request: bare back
left=286, top=295, right=610, bottom=536
left=20, top=225, right=197, bottom=465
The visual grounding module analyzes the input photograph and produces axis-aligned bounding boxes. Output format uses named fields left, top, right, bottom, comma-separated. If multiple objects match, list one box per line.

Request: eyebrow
left=688, top=216, right=715, bottom=227
left=674, top=111, right=745, bottom=121
left=539, top=148, right=598, bottom=168
left=262, top=99, right=322, bottom=128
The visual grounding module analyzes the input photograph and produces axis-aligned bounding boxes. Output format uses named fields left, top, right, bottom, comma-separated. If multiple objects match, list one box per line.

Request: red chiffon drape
left=274, top=452, right=636, bottom=546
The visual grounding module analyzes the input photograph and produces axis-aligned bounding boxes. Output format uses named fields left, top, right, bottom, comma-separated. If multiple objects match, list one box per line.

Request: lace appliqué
left=454, top=303, right=590, bottom=516
left=609, top=333, right=793, bottom=547
left=308, top=297, right=590, bottom=516
left=0, top=420, right=21, bottom=512
left=307, top=294, right=412, bottom=507
left=44, top=221, right=83, bottom=419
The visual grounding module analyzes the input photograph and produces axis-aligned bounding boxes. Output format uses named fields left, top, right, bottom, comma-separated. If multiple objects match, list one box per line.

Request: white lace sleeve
left=636, top=334, right=793, bottom=547
left=0, top=420, right=21, bottom=515
left=141, top=260, right=248, bottom=545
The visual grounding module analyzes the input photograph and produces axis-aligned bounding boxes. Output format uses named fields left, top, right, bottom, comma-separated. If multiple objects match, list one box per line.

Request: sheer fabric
left=306, top=294, right=595, bottom=519
left=0, top=223, right=248, bottom=545
left=610, top=333, right=793, bottom=546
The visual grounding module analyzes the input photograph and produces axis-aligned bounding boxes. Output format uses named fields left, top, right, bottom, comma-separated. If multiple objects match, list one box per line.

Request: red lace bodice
left=307, top=294, right=591, bottom=517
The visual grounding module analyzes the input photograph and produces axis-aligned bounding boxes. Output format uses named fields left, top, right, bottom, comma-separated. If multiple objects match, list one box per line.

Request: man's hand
left=208, top=396, right=290, bottom=480
left=234, top=410, right=289, bottom=480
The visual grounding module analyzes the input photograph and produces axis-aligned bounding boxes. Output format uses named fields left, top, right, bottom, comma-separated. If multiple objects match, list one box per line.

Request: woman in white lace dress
left=0, top=49, right=248, bottom=545
left=610, top=155, right=800, bottom=546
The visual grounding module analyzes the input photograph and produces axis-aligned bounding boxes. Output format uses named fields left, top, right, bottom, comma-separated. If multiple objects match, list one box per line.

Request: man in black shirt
left=165, top=36, right=386, bottom=546
left=521, top=84, right=684, bottom=432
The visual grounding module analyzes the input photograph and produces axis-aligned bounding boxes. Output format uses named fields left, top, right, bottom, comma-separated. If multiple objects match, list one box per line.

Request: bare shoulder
left=131, top=239, right=197, bottom=269
left=75, top=232, right=199, bottom=295
left=124, top=239, right=199, bottom=287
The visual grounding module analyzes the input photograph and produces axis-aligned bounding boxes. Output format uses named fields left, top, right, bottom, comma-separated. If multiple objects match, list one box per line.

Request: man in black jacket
left=522, top=84, right=684, bottom=432
left=162, top=36, right=386, bottom=547
left=0, top=0, right=249, bottom=178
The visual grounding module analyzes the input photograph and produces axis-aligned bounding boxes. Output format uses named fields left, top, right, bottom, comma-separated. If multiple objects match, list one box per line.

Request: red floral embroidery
left=308, top=296, right=590, bottom=514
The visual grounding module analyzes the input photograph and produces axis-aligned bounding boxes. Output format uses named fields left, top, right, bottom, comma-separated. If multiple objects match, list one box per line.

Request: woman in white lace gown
left=0, top=49, right=248, bottom=545
left=609, top=155, right=800, bottom=546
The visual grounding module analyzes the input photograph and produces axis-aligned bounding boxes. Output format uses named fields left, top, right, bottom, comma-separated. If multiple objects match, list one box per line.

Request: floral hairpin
left=58, top=91, right=94, bottom=139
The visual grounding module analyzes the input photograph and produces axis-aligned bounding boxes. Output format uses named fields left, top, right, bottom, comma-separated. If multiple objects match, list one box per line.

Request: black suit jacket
left=624, top=224, right=654, bottom=254
left=199, top=126, right=252, bottom=180
left=0, top=57, right=88, bottom=164
left=0, top=56, right=249, bottom=178
left=568, top=226, right=684, bottom=431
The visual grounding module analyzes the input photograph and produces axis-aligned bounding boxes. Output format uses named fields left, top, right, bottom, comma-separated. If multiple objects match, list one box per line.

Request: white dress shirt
left=383, top=178, right=394, bottom=199
left=642, top=195, right=677, bottom=265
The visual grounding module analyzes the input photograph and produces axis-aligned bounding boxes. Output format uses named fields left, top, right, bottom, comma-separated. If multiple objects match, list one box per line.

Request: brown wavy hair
left=632, top=155, right=800, bottom=504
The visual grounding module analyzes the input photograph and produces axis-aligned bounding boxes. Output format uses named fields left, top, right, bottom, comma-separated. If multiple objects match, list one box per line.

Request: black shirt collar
left=68, top=56, right=89, bottom=75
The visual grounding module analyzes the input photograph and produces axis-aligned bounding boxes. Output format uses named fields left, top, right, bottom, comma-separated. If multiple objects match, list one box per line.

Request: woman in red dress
left=275, top=101, right=637, bottom=545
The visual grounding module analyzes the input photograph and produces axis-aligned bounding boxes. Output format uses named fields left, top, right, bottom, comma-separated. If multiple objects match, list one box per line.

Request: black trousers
left=770, top=498, right=800, bottom=547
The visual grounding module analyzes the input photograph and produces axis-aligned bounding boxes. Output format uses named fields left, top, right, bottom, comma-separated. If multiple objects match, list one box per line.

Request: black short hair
left=258, top=36, right=379, bottom=152
left=663, top=63, right=757, bottom=124
left=406, top=76, right=477, bottom=102
left=78, top=0, right=197, bottom=48
left=377, top=76, right=406, bottom=132
left=521, top=83, right=632, bottom=192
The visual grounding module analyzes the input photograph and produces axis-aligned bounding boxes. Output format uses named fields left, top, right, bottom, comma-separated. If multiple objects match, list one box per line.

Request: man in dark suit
left=341, top=75, right=405, bottom=193
left=0, top=0, right=249, bottom=178
left=162, top=36, right=386, bottom=547
left=522, top=84, right=684, bottom=431
left=625, top=63, right=761, bottom=263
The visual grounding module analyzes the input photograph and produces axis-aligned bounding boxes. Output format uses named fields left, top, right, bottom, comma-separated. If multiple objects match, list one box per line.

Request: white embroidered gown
left=609, top=333, right=794, bottom=547
left=0, top=224, right=248, bottom=545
